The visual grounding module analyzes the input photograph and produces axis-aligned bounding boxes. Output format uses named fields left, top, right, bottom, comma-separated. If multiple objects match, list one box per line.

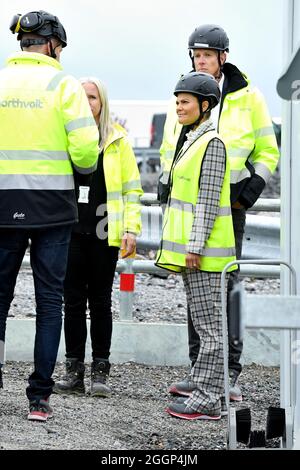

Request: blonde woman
left=54, top=78, right=143, bottom=397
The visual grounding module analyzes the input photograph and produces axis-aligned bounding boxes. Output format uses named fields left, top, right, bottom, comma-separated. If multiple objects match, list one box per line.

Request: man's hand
left=185, top=253, right=201, bottom=270
left=232, top=201, right=244, bottom=209
left=121, top=233, right=136, bottom=258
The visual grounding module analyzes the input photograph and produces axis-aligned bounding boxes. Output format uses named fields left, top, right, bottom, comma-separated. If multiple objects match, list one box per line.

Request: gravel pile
left=0, top=361, right=280, bottom=450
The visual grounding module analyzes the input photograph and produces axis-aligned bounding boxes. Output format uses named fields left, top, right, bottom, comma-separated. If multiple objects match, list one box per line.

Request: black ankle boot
left=91, top=358, right=111, bottom=397
left=53, top=358, right=85, bottom=395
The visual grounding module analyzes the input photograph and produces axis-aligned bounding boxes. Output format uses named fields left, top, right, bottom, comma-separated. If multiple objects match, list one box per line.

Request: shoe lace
left=29, top=400, right=49, bottom=413
left=92, top=369, right=108, bottom=384
left=63, top=370, right=79, bottom=380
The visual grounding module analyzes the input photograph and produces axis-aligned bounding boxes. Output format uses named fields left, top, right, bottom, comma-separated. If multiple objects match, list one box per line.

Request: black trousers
left=63, top=233, right=119, bottom=362
left=188, top=208, right=246, bottom=376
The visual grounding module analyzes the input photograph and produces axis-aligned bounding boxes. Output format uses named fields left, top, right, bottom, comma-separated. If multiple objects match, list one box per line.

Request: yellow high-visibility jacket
left=102, top=123, right=143, bottom=247
left=0, top=51, right=99, bottom=227
left=159, top=63, right=279, bottom=208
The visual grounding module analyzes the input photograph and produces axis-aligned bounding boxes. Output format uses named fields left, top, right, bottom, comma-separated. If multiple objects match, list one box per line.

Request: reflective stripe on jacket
left=159, top=97, right=182, bottom=185
left=0, top=52, right=99, bottom=227
left=156, top=131, right=237, bottom=273
left=103, top=123, right=143, bottom=247
left=159, top=68, right=279, bottom=207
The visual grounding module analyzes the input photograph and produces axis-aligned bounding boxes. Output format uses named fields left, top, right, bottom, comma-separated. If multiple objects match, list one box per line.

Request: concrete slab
left=5, top=319, right=279, bottom=366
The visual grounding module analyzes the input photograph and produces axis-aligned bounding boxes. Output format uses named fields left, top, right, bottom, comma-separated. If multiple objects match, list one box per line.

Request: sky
left=0, top=0, right=289, bottom=116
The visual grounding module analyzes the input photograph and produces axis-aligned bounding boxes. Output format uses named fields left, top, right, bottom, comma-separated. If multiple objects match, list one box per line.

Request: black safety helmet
left=188, top=24, right=229, bottom=52
left=9, top=10, right=67, bottom=47
left=174, top=72, right=221, bottom=110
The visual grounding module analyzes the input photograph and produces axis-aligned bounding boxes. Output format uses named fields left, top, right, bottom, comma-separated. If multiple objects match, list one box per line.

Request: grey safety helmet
left=174, top=72, right=221, bottom=109
left=10, top=10, right=67, bottom=48
left=188, top=24, right=229, bottom=73
left=188, top=24, right=229, bottom=52
left=174, top=72, right=221, bottom=127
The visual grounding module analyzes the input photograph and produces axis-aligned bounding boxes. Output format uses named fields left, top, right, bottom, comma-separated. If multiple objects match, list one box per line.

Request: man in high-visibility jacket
left=160, top=24, right=279, bottom=402
left=0, top=10, right=99, bottom=421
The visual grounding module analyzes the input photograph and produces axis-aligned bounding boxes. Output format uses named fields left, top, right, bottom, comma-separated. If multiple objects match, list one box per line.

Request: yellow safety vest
left=102, top=124, right=143, bottom=247
left=156, top=131, right=237, bottom=273
left=0, top=52, right=99, bottom=227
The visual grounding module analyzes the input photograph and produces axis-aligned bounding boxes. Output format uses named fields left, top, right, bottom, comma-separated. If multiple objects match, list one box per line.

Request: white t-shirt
left=210, top=73, right=224, bottom=130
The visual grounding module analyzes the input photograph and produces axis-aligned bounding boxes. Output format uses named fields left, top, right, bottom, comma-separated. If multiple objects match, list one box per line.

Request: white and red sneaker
left=28, top=399, right=53, bottom=422
left=166, top=401, right=221, bottom=421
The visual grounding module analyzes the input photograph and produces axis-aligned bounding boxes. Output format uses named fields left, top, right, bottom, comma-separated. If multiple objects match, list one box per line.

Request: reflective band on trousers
left=161, top=240, right=236, bottom=258
left=0, top=174, right=74, bottom=190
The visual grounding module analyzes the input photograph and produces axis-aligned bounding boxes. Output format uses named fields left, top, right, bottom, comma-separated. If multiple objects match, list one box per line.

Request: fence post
left=119, top=257, right=135, bottom=321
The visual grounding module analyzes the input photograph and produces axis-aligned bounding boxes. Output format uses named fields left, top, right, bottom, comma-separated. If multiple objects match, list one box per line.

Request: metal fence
left=22, top=195, right=280, bottom=321
left=138, top=194, right=280, bottom=257
left=118, top=195, right=280, bottom=321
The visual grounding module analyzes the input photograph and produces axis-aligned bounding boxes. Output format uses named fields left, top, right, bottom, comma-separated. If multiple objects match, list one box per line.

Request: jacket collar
left=104, top=122, right=127, bottom=150
left=222, top=62, right=249, bottom=95
left=7, top=51, right=63, bottom=71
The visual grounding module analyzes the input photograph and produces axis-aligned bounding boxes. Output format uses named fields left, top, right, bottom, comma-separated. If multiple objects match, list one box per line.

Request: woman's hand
left=121, top=233, right=136, bottom=258
left=185, top=253, right=201, bottom=270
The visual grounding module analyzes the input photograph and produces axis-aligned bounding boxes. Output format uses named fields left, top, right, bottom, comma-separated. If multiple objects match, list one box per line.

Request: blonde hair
left=79, top=76, right=113, bottom=153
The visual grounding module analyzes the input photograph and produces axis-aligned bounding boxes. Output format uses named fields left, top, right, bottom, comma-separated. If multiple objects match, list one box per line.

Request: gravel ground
left=0, top=361, right=280, bottom=451
left=9, top=263, right=280, bottom=323
left=2, top=175, right=281, bottom=451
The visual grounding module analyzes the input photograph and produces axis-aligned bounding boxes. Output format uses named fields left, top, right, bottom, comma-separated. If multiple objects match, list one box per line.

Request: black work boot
left=90, top=358, right=111, bottom=397
left=53, top=358, right=85, bottom=396
left=229, top=370, right=242, bottom=402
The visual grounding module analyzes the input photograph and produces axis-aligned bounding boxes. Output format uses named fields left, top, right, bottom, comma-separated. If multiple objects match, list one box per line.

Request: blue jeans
left=0, top=225, right=72, bottom=401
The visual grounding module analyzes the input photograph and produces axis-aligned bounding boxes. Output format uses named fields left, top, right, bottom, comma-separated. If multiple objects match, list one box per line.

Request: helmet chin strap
left=189, top=50, right=195, bottom=71
left=47, top=39, right=57, bottom=59
left=192, top=99, right=210, bottom=128
left=215, top=51, right=224, bottom=81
